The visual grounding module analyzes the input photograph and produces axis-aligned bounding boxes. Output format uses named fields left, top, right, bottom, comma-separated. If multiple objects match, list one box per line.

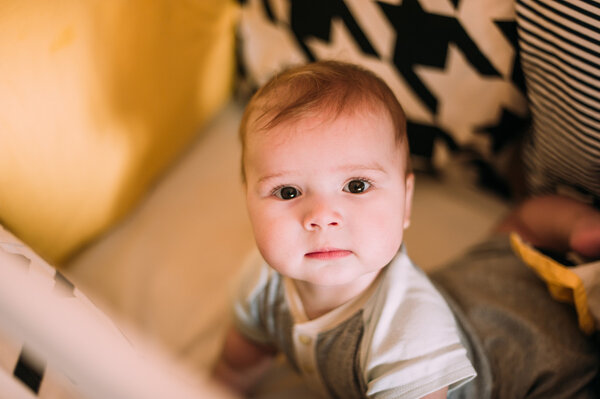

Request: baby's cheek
left=371, top=214, right=405, bottom=255
left=254, top=224, right=288, bottom=263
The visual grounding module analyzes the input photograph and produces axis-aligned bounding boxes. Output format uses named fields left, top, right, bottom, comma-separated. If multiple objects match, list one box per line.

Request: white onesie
left=233, top=247, right=476, bottom=399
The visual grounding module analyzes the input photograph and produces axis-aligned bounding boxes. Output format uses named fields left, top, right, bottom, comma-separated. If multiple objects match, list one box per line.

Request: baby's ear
left=403, top=173, right=415, bottom=229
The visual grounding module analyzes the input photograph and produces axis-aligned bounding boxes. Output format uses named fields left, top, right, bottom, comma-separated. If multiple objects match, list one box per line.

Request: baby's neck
left=294, top=271, right=380, bottom=320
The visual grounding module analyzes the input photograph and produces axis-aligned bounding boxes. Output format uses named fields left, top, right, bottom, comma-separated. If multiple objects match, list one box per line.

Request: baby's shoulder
left=363, top=259, right=461, bottom=352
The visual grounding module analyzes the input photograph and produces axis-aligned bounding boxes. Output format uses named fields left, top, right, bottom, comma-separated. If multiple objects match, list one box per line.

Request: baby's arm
left=496, top=194, right=600, bottom=259
left=213, top=326, right=277, bottom=395
left=421, top=386, right=448, bottom=398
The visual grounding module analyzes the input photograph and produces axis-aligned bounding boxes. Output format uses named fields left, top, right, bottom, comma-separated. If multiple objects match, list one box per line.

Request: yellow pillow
left=0, top=0, right=238, bottom=265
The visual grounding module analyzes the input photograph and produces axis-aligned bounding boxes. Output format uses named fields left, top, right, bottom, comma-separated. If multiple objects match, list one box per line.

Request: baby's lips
left=305, top=249, right=352, bottom=260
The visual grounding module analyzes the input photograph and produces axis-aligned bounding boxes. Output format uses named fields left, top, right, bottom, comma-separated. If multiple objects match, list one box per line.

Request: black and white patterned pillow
left=237, top=0, right=531, bottom=196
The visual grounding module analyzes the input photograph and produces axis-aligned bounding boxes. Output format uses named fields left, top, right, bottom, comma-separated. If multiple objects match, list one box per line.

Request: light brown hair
left=239, top=60, right=411, bottom=181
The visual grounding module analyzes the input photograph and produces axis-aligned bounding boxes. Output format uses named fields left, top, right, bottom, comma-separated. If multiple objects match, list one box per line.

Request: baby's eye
left=343, top=179, right=371, bottom=194
left=274, top=186, right=301, bottom=200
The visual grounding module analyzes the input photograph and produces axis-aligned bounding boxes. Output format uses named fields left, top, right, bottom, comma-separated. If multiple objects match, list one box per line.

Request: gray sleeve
left=231, top=249, right=273, bottom=345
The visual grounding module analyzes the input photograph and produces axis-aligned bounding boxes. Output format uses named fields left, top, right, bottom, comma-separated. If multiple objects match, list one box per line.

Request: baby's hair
left=239, top=60, right=411, bottom=181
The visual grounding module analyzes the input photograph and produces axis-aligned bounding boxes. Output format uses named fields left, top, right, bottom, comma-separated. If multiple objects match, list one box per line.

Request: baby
left=214, top=60, right=475, bottom=398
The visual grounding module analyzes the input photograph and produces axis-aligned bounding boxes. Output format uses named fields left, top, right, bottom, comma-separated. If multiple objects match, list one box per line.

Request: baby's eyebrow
left=338, top=163, right=387, bottom=174
left=256, top=163, right=387, bottom=185
left=257, top=172, right=292, bottom=185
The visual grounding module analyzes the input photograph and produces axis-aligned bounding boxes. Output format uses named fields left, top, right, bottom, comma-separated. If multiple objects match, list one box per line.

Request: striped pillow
left=517, top=0, right=600, bottom=206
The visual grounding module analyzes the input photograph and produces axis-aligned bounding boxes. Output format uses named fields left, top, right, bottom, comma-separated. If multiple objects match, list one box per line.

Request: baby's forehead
left=245, top=104, right=397, bottom=143
left=244, top=107, right=408, bottom=171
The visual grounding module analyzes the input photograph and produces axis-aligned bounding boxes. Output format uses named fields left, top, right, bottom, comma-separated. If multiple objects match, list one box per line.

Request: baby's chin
left=304, top=268, right=381, bottom=290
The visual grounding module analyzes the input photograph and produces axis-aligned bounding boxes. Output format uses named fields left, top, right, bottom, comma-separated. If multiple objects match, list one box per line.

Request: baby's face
left=243, top=109, right=413, bottom=290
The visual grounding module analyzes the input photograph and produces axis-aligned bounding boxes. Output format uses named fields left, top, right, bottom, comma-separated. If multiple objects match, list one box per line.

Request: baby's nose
left=302, top=197, right=342, bottom=231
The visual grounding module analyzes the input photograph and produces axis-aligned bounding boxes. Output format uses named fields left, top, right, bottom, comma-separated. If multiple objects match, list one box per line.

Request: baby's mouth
left=305, top=249, right=352, bottom=260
